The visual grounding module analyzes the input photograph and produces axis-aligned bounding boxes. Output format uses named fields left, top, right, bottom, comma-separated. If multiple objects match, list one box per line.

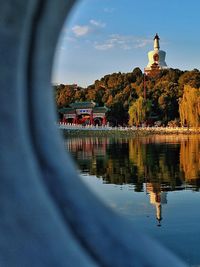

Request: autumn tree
left=128, top=97, right=151, bottom=126
left=179, top=85, right=200, bottom=127
left=178, top=69, right=200, bottom=90
left=55, top=67, right=200, bottom=126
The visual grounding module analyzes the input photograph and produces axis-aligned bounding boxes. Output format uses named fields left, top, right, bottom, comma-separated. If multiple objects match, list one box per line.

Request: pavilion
left=59, top=101, right=108, bottom=126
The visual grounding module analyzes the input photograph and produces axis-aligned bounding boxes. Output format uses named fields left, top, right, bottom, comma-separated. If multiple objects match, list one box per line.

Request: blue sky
left=52, top=0, right=200, bottom=87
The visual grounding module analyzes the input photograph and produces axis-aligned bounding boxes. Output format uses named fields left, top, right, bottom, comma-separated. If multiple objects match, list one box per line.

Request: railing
left=58, top=122, right=200, bottom=133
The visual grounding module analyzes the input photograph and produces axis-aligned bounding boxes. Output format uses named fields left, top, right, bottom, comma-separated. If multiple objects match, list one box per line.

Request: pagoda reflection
left=146, top=183, right=167, bottom=226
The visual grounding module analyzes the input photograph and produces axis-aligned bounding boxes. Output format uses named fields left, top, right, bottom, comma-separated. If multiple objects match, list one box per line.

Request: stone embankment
left=58, top=123, right=200, bottom=137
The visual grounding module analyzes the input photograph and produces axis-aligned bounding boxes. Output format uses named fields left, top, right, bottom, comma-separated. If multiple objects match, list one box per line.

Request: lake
left=64, top=134, right=200, bottom=267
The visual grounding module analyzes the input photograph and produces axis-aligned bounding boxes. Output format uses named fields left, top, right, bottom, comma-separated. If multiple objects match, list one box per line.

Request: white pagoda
left=144, top=34, right=167, bottom=76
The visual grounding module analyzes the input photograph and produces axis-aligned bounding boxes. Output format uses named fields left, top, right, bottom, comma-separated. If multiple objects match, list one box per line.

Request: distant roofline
left=69, top=101, right=96, bottom=109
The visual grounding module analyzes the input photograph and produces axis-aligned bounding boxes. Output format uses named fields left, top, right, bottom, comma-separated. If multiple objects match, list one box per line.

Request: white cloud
left=71, top=20, right=106, bottom=38
left=72, top=25, right=90, bottom=37
left=90, top=19, right=106, bottom=28
left=134, top=39, right=152, bottom=48
left=64, top=36, right=77, bottom=42
left=94, top=43, right=114, bottom=50
left=94, top=34, right=152, bottom=51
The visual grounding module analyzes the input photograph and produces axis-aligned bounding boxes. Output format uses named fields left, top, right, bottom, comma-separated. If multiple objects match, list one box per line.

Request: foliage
left=179, top=85, right=200, bottom=127
left=128, top=97, right=151, bottom=126
left=55, top=68, right=200, bottom=126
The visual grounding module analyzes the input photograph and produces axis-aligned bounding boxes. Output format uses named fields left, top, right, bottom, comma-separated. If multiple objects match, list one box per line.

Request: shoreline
left=59, top=125, right=200, bottom=137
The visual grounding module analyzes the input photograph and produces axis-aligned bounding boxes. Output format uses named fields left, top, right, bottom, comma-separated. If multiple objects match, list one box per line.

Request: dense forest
left=54, top=68, right=200, bottom=127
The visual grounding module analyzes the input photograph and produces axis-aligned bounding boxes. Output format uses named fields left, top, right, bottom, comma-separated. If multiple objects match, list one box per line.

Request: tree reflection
left=65, top=135, right=200, bottom=191
left=180, top=135, right=200, bottom=189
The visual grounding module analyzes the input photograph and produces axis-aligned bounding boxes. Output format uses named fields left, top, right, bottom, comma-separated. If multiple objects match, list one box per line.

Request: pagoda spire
left=154, top=33, right=160, bottom=50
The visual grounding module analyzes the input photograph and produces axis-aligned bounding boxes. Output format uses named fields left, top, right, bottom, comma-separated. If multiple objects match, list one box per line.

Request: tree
left=55, top=67, right=200, bottom=126
left=107, top=101, right=128, bottom=126
left=179, top=85, right=200, bottom=127
left=128, top=97, right=151, bottom=126
left=178, top=70, right=200, bottom=91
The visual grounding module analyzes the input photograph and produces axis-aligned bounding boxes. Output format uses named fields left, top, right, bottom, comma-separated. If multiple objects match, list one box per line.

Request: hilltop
left=54, top=68, right=200, bottom=127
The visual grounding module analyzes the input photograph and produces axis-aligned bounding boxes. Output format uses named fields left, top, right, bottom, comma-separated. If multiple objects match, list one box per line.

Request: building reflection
left=65, top=137, right=108, bottom=160
left=146, top=183, right=167, bottom=226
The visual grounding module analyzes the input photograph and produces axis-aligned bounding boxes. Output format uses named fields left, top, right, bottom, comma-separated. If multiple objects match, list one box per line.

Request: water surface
left=64, top=134, right=200, bottom=266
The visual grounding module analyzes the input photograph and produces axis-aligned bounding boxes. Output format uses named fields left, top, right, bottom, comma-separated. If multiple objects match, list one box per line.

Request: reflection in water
left=146, top=183, right=167, bottom=227
left=65, top=135, right=200, bottom=266
left=65, top=135, right=200, bottom=190
left=180, top=136, right=200, bottom=183
left=65, top=135, right=200, bottom=224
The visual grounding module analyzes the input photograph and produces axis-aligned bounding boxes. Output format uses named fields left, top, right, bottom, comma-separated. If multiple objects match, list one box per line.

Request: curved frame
left=0, top=0, right=187, bottom=266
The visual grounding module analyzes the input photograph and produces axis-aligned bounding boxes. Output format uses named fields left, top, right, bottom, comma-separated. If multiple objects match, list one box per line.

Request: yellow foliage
left=180, top=136, right=200, bottom=180
left=179, top=85, right=200, bottom=127
left=128, top=97, right=146, bottom=126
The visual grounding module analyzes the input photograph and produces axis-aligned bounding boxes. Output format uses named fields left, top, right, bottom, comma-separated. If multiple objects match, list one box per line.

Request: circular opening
left=52, top=1, right=200, bottom=266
